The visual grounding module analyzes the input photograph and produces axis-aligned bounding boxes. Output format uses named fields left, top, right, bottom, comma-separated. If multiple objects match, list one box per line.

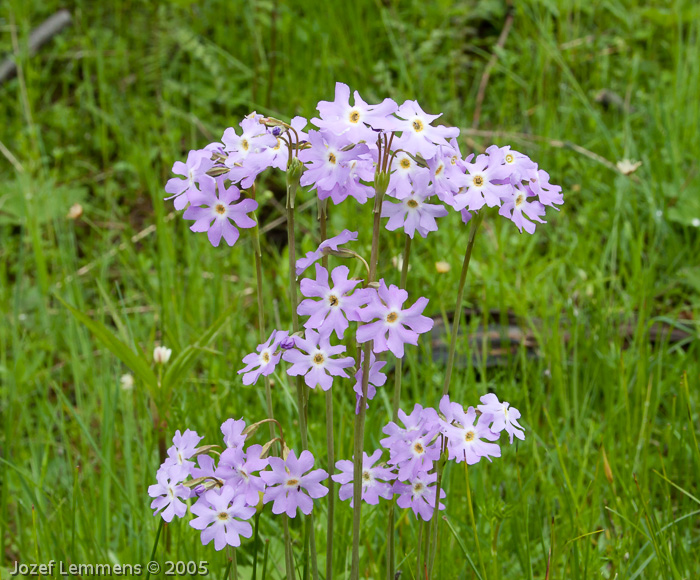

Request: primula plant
left=152, top=82, right=562, bottom=579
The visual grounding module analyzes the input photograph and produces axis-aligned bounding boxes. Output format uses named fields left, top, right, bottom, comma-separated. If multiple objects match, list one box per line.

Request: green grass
left=1, top=0, right=699, bottom=578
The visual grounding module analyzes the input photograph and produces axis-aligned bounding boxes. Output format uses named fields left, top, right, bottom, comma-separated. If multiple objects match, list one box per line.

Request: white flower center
left=349, top=110, right=361, bottom=123
left=406, top=198, right=419, bottom=209
left=217, top=511, right=230, bottom=521
left=261, top=351, right=271, bottom=363
left=412, top=118, right=424, bottom=133
left=386, top=311, right=399, bottom=324
left=312, top=352, right=325, bottom=365
left=215, top=204, right=227, bottom=215
left=472, top=175, right=484, bottom=188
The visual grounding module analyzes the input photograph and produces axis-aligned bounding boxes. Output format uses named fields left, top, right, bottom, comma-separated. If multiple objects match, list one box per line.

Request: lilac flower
left=220, top=418, right=247, bottom=451
left=190, top=485, right=255, bottom=550
left=222, top=113, right=278, bottom=187
left=394, top=471, right=446, bottom=521
left=163, top=429, right=203, bottom=475
left=384, top=100, right=460, bottom=159
left=528, top=169, right=564, bottom=208
left=357, top=281, right=433, bottom=358
left=353, top=352, right=387, bottom=413
left=148, top=468, right=192, bottom=522
left=165, top=149, right=215, bottom=211
left=260, top=450, right=328, bottom=517
left=191, top=454, right=218, bottom=489
left=312, top=82, right=399, bottom=142
left=427, top=145, right=469, bottom=207
left=296, top=230, right=358, bottom=276
left=387, top=151, right=430, bottom=200
left=381, top=404, right=442, bottom=479
left=216, top=444, right=269, bottom=506
left=282, top=329, right=354, bottom=391
left=183, top=177, right=258, bottom=247
left=477, top=393, right=525, bottom=444
left=442, top=404, right=500, bottom=464
left=332, top=450, right=395, bottom=507
left=320, top=154, right=376, bottom=205
left=453, top=150, right=513, bottom=211
left=255, top=116, right=309, bottom=173
left=381, top=173, right=448, bottom=239
left=238, top=330, right=288, bottom=385
left=299, top=130, right=374, bottom=204
left=298, top=265, right=367, bottom=339
left=498, top=179, right=546, bottom=234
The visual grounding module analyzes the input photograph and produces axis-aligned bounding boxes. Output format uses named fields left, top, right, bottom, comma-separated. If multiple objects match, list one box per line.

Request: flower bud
left=120, top=374, right=134, bottom=390
left=153, top=346, right=172, bottom=365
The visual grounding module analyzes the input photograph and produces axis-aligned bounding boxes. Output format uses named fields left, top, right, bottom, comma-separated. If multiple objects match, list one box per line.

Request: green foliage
left=1, top=0, right=699, bottom=579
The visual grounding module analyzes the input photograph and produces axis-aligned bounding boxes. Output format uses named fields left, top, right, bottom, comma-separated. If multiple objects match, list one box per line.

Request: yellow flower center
left=399, top=158, right=411, bottom=169
left=515, top=194, right=525, bottom=207
left=262, top=352, right=270, bottom=363
left=413, top=442, right=425, bottom=454
left=313, top=353, right=325, bottom=365
left=215, top=204, right=226, bottom=215
left=473, top=176, right=484, bottom=187
left=413, top=482, right=424, bottom=493
left=241, top=139, right=250, bottom=151
left=328, top=152, right=337, bottom=164
left=465, top=431, right=475, bottom=442
left=407, top=199, right=419, bottom=208
left=349, top=110, right=361, bottom=123
left=505, top=154, right=514, bottom=163
left=412, top=119, right=424, bottom=132
left=328, top=295, right=339, bottom=306
left=451, top=155, right=458, bottom=165
left=386, top=312, right=399, bottom=323
left=274, top=138, right=281, bottom=151
left=286, top=478, right=299, bottom=487
left=217, top=512, right=230, bottom=521
left=435, top=164, right=444, bottom=176
left=362, top=470, right=371, bottom=481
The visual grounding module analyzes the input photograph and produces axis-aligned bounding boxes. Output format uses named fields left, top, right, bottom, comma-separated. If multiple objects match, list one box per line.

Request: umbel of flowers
left=154, top=83, right=562, bottom=579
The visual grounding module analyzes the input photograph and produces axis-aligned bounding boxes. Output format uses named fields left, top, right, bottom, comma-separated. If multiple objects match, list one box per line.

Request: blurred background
left=1, top=1, right=699, bottom=578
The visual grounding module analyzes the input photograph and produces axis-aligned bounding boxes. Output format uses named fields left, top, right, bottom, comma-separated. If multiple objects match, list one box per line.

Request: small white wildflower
left=691, top=218, right=700, bottom=228
left=616, top=159, right=642, bottom=175
left=435, top=261, right=450, bottom=273
left=67, top=203, right=83, bottom=220
left=120, top=374, right=134, bottom=390
left=154, top=346, right=172, bottom=364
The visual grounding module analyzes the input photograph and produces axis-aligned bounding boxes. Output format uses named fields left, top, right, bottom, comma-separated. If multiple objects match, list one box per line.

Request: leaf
left=55, top=294, right=158, bottom=394
left=161, top=302, right=238, bottom=393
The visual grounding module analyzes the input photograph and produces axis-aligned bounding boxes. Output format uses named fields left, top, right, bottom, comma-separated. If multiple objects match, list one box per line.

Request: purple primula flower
left=190, top=485, right=255, bottom=550
left=381, top=173, right=449, bottom=239
left=191, top=454, right=218, bottom=492
left=298, top=264, right=367, bottom=339
left=381, top=404, right=442, bottom=479
left=312, top=82, right=399, bottom=142
left=148, top=467, right=192, bottom=522
left=165, top=149, right=215, bottom=211
left=528, top=169, right=564, bottom=208
left=394, top=471, right=446, bottom=521
left=295, top=230, right=359, bottom=276
left=216, top=444, right=269, bottom=506
left=486, top=145, right=538, bottom=179
left=387, top=150, right=430, bottom=200
left=163, top=429, right=203, bottom=475
left=477, top=393, right=525, bottom=444
left=254, top=116, right=309, bottom=173
left=221, top=418, right=247, bottom=451
left=238, top=329, right=288, bottom=385
left=454, top=149, right=513, bottom=211
left=320, top=153, right=376, bottom=205
left=183, top=177, right=258, bottom=247
left=332, top=450, right=395, bottom=507
left=282, top=329, right=354, bottom=391
left=498, top=179, right=546, bottom=234
left=357, top=280, right=434, bottom=358
left=427, top=145, right=469, bottom=207
left=260, top=450, right=328, bottom=517
left=299, top=130, right=374, bottom=204
left=383, top=100, right=460, bottom=159
left=442, top=404, right=500, bottom=464
left=353, top=352, right=388, bottom=413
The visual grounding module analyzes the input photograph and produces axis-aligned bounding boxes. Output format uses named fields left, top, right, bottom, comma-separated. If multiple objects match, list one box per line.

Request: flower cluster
left=148, top=419, right=328, bottom=550
left=331, top=393, right=524, bottom=521
left=164, top=83, right=562, bottom=244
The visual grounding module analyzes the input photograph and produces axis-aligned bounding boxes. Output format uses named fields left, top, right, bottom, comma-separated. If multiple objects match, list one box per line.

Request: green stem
left=350, top=182, right=386, bottom=580
left=287, top=175, right=318, bottom=580
left=252, top=512, right=261, bottom=580
left=318, top=199, right=335, bottom=580
left=427, top=448, right=447, bottom=576
left=441, top=212, right=484, bottom=397
left=230, top=547, right=238, bottom=580
left=145, top=519, right=164, bottom=580
left=416, top=520, right=424, bottom=579
left=386, top=235, right=411, bottom=580
left=282, top=515, right=295, bottom=580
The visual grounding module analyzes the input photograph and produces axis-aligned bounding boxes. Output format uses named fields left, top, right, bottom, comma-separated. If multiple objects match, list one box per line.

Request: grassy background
left=1, top=0, right=699, bottom=578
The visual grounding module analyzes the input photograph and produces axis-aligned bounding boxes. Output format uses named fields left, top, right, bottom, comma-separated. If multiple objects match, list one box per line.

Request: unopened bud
left=67, top=203, right=83, bottom=220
